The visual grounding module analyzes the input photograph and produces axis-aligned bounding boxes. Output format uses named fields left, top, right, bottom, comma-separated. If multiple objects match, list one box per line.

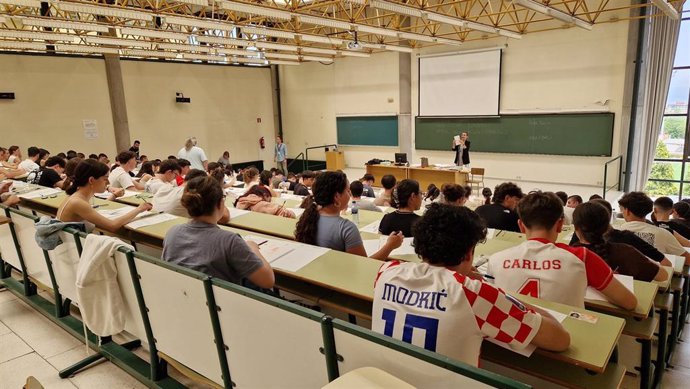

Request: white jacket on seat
left=76, top=234, right=133, bottom=337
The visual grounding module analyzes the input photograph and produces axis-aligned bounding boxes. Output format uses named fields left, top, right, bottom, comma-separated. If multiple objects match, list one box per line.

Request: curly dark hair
left=618, top=191, right=653, bottom=218
left=441, top=184, right=465, bottom=203
left=295, top=171, right=348, bottom=245
left=412, top=203, right=486, bottom=266
left=492, top=182, right=523, bottom=204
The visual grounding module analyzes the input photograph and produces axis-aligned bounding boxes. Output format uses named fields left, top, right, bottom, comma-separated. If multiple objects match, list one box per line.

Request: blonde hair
left=184, top=137, right=197, bottom=151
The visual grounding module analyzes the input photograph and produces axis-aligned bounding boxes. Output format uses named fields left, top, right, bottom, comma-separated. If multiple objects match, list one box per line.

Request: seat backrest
left=471, top=168, right=485, bottom=176
left=0, top=211, right=22, bottom=271
left=7, top=208, right=51, bottom=288
left=212, top=280, right=329, bottom=388
left=112, top=249, right=148, bottom=342
left=46, top=230, right=82, bottom=304
left=330, top=319, right=528, bottom=389
left=129, top=253, right=224, bottom=386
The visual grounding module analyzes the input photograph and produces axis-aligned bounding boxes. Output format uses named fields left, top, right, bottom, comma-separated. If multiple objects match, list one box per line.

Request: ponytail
left=295, top=195, right=320, bottom=244
left=573, top=202, right=611, bottom=259
left=391, top=179, right=419, bottom=209
left=67, top=159, right=109, bottom=195
left=294, top=171, right=347, bottom=244
left=181, top=176, right=223, bottom=217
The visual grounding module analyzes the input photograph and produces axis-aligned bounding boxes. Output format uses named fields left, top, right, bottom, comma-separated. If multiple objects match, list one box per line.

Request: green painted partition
left=337, top=116, right=399, bottom=146
left=415, top=113, right=614, bottom=156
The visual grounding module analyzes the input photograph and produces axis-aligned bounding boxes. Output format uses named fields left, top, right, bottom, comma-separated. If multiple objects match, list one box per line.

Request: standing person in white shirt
left=177, top=137, right=208, bottom=171
left=373, top=203, right=570, bottom=367
left=618, top=191, right=690, bottom=265
left=108, top=151, right=149, bottom=191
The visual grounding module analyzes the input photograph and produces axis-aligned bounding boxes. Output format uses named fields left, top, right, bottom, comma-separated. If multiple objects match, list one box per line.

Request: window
left=646, top=15, right=690, bottom=199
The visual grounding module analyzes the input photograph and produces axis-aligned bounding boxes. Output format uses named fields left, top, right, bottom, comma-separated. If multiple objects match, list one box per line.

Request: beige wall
left=279, top=20, right=631, bottom=186
left=0, top=54, right=117, bottom=157
left=0, top=54, right=275, bottom=167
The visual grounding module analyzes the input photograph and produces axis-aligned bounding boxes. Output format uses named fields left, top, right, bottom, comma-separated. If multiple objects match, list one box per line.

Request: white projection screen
left=419, top=49, right=501, bottom=117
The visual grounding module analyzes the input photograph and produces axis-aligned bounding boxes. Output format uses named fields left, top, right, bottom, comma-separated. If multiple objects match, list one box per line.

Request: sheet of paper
left=362, top=239, right=382, bottom=257
left=280, top=193, right=306, bottom=201
left=18, top=187, right=62, bottom=199
left=288, top=207, right=305, bottom=217
left=667, top=254, right=685, bottom=271
left=271, top=243, right=329, bottom=272
left=120, top=190, right=145, bottom=199
left=244, top=235, right=296, bottom=263
left=126, top=213, right=178, bottom=229
left=485, top=228, right=496, bottom=239
left=359, top=220, right=381, bottom=234
left=97, top=206, right=136, bottom=219
left=585, top=274, right=634, bottom=302
left=228, top=208, right=251, bottom=219
left=377, top=206, right=390, bottom=213
left=383, top=236, right=416, bottom=256
left=226, top=187, right=247, bottom=197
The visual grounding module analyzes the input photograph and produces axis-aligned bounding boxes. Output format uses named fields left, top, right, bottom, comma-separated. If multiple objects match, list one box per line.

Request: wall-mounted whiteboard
left=419, top=49, right=501, bottom=117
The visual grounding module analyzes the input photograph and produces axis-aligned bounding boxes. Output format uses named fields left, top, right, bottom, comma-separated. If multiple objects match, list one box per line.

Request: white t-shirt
left=108, top=166, right=135, bottom=189
left=619, top=220, right=686, bottom=256
left=487, top=238, right=613, bottom=308
left=373, top=261, right=542, bottom=367
left=145, top=177, right=173, bottom=195
left=177, top=146, right=208, bottom=171
left=18, top=158, right=39, bottom=173
left=563, top=206, right=574, bottom=225
left=152, top=186, right=189, bottom=218
left=7, top=155, right=19, bottom=165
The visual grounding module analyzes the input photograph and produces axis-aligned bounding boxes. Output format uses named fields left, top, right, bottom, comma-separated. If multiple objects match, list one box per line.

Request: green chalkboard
left=337, top=116, right=398, bottom=146
left=415, top=113, right=614, bottom=156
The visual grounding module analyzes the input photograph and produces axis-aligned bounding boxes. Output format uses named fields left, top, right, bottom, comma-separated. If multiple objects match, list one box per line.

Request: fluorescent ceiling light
left=124, top=49, right=181, bottom=58
left=338, top=50, right=369, bottom=58
left=300, top=46, right=338, bottom=55
left=298, top=15, right=351, bottom=30
left=302, top=55, right=333, bottom=62
left=232, top=56, right=266, bottom=64
left=219, top=1, right=292, bottom=21
left=431, top=37, right=463, bottom=46
left=426, top=12, right=467, bottom=28
left=369, top=0, right=422, bottom=17
left=464, top=20, right=498, bottom=34
left=269, top=59, right=299, bottom=65
left=58, top=3, right=152, bottom=21
left=0, top=40, right=46, bottom=50
left=185, top=52, right=227, bottom=61
left=241, top=25, right=295, bottom=39
left=56, top=44, right=120, bottom=54
left=196, top=35, right=251, bottom=47
left=0, top=0, right=41, bottom=7
left=651, top=0, right=680, bottom=19
left=356, top=24, right=398, bottom=38
left=514, top=0, right=593, bottom=30
left=120, top=27, right=189, bottom=40
left=254, top=40, right=298, bottom=51
left=0, top=29, right=75, bottom=41
left=216, top=47, right=259, bottom=56
left=83, top=36, right=152, bottom=48
left=398, top=31, right=434, bottom=43
left=20, top=17, right=111, bottom=32
left=298, top=34, right=344, bottom=45
left=265, top=52, right=299, bottom=60
left=174, top=0, right=209, bottom=6
left=382, top=44, right=413, bottom=53
left=497, top=29, right=523, bottom=39
left=164, top=15, right=236, bottom=32
left=157, top=42, right=212, bottom=52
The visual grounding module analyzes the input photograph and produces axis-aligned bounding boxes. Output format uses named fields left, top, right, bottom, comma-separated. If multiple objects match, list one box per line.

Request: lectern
left=326, top=151, right=345, bottom=171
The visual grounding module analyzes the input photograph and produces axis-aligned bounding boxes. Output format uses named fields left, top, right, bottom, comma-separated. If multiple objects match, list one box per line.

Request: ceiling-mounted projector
left=347, top=40, right=361, bottom=50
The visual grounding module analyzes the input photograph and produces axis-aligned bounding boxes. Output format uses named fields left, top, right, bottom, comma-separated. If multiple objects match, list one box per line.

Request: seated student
left=618, top=192, right=690, bottom=264
left=573, top=202, right=667, bottom=282
left=145, top=160, right=180, bottom=195
left=88, top=153, right=98, bottom=160
left=235, top=185, right=296, bottom=218
left=350, top=181, right=382, bottom=212
left=653, top=197, right=690, bottom=240
left=439, top=184, right=466, bottom=206
left=259, top=170, right=280, bottom=197
left=31, top=156, right=67, bottom=189
left=242, top=167, right=261, bottom=190
left=360, top=174, right=376, bottom=198
left=474, top=182, right=523, bottom=232
left=295, top=171, right=403, bottom=259
left=378, top=180, right=422, bottom=237
left=56, top=159, right=151, bottom=233
left=7, top=145, right=21, bottom=166
left=566, top=195, right=583, bottom=208
left=175, top=158, right=191, bottom=186
left=0, top=181, right=20, bottom=207
left=97, top=153, right=110, bottom=166
left=136, top=161, right=155, bottom=179
left=555, top=191, right=573, bottom=225
left=0, top=147, right=16, bottom=168
left=589, top=194, right=603, bottom=201
left=570, top=199, right=673, bottom=267
left=285, top=172, right=298, bottom=191
left=373, top=203, right=570, bottom=366
left=38, top=149, right=50, bottom=168
left=481, top=187, right=492, bottom=205
left=293, top=170, right=316, bottom=196
left=422, top=183, right=440, bottom=207
left=672, top=201, right=690, bottom=228
left=488, top=192, right=637, bottom=310
left=153, top=169, right=206, bottom=217
left=373, top=175, right=396, bottom=207
left=162, top=176, right=274, bottom=288
left=1, top=146, right=40, bottom=179
left=217, top=151, right=230, bottom=167
left=109, top=151, right=150, bottom=191
left=462, top=185, right=472, bottom=203
left=207, top=162, right=235, bottom=189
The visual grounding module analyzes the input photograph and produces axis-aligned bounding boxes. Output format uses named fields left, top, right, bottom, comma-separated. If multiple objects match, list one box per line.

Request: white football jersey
left=372, top=261, right=542, bottom=367
left=487, top=238, right=613, bottom=308
left=619, top=221, right=686, bottom=256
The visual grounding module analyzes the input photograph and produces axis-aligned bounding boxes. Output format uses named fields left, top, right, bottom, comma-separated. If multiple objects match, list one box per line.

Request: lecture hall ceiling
left=0, top=0, right=685, bottom=65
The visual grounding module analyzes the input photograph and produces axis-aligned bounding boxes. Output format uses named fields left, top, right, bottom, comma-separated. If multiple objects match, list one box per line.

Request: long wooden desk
left=13, top=186, right=623, bottom=375
left=365, top=164, right=469, bottom=189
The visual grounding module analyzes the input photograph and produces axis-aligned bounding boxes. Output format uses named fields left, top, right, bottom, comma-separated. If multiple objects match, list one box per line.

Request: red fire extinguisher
left=259, top=136, right=265, bottom=149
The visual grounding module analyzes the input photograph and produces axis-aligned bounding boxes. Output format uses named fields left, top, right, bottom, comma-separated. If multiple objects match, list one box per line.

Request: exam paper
left=359, top=220, right=381, bottom=234
left=362, top=237, right=417, bottom=256
left=244, top=235, right=328, bottom=272
left=126, top=213, right=178, bottom=229
left=244, top=236, right=296, bottom=263
left=228, top=208, right=251, bottom=219
left=585, top=274, right=634, bottom=302
left=98, top=206, right=135, bottom=219
left=667, top=254, right=685, bottom=271
left=288, top=208, right=305, bottom=217
left=18, top=187, right=62, bottom=199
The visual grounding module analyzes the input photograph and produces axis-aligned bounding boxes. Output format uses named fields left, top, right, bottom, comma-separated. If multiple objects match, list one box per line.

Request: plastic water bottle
left=351, top=201, right=359, bottom=225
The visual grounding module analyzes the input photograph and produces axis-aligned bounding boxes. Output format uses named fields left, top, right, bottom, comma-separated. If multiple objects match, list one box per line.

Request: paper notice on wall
left=83, top=120, right=98, bottom=140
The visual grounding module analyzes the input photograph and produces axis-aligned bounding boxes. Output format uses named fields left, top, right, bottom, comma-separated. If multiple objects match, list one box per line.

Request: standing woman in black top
left=452, top=132, right=471, bottom=168
left=379, top=179, right=422, bottom=237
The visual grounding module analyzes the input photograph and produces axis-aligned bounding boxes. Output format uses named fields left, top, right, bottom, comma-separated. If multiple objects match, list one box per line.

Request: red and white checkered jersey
left=372, top=261, right=542, bottom=367
left=487, top=238, right=613, bottom=308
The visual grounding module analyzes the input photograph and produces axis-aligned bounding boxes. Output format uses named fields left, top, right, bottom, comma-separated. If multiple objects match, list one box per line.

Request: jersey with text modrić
left=372, top=261, right=542, bottom=367
left=487, top=238, right=613, bottom=308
